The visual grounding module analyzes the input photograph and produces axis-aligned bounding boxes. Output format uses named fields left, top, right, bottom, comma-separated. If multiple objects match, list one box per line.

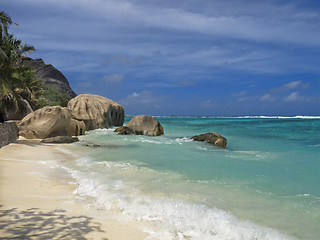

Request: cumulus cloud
left=103, top=74, right=124, bottom=83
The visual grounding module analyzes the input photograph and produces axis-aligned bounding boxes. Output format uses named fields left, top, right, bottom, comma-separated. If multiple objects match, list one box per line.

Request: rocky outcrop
left=18, top=106, right=72, bottom=139
left=67, top=94, right=124, bottom=130
left=115, top=115, right=164, bottom=136
left=192, top=132, right=227, bottom=148
left=0, top=121, right=19, bottom=148
left=21, top=57, right=76, bottom=98
left=41, top=136, right=79, bottom=144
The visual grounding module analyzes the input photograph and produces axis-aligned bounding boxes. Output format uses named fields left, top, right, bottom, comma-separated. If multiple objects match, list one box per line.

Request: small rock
left=192, top=132, right=227, bottom=148
left=41, top=136, right=79, bottom=144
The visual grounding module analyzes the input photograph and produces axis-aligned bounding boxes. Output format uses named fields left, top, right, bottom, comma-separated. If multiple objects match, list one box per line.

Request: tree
left=0, top=11, right=14, bottom=42
left=0, top=11, right=40, bottom=120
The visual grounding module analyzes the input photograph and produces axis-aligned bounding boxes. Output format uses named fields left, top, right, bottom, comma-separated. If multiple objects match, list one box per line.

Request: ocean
left=57, top=116, right=320, bottom=240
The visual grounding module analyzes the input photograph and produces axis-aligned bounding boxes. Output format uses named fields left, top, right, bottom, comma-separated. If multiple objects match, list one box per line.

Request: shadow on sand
left=0, top=206, right=107, bottom=239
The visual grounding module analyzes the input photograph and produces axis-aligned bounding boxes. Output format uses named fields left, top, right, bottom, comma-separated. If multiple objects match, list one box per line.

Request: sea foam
left=69, top=157, right=290, bottom=240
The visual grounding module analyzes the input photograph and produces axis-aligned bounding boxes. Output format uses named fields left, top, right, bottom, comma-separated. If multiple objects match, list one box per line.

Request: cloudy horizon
left=2, top=0, right=319, bottom=116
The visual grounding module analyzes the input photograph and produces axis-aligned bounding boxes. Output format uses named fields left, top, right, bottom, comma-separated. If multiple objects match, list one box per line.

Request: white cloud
left=260, top=94, right=277, bottom=102
left=67, top=0, right=320, bottom=46
left=103, top=74, right=124, bottom=83
left=272, top=80, right=309, bottom=92
left=284, top=92, right=301, bottom=102
left=14, top=0, right=320, bottom=46
left=5, top=0, right=319, bottom=77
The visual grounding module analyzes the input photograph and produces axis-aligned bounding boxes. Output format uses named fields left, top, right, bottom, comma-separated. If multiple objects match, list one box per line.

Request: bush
left=35, top=85, right=71, bottom=109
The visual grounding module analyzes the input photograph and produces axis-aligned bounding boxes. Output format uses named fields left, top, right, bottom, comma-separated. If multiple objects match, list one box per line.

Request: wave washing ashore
left=10, top=116, right=320, bottom=239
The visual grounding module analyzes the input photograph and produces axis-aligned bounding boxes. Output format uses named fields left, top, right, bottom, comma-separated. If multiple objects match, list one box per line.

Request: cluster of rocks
left=113, top=116, right=227, bottom=148
left=17, top=94, right=124, bottom=142
left=0, top=58, right=227, bottom=148
left=0, top=95, right=228, bottom=148
left=0, top=92, right=228, bottom=148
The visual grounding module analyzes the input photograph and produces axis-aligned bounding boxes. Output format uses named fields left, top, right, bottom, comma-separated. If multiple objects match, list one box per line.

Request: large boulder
left=18, top=106, right=72, bottom=139
left=192, top=132, right=227, bottom=148
left=0, top=121, right=19, bottom=148
left=116, top=115, right=163, bottom=136
left=67, top=94, right=124, bottom=130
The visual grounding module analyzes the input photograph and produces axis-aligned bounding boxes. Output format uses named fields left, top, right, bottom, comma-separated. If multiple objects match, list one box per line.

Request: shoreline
left=0, top=139, right=149, bottom=239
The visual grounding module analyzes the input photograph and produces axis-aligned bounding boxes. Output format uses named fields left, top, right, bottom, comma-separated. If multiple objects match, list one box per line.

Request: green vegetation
left=0, top=11, right=71, bottom=120
left=35, top=84, right=70, bottom=108
left=0, top=11, right=41, bottom=118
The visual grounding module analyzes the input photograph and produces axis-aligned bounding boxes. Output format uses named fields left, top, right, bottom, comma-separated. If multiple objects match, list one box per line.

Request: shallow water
left=58, top=117, right=320, bottom=240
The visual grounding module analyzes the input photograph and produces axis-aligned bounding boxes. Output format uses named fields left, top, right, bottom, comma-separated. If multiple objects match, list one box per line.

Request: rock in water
left=67, top=94, right=124, bottom=130
left=192, top=132, right=227, bottom=148
left=41, top=136, right=79, bottom=144
left=18, top=106, right=71, bottom=139
left=124, top=115, right=164, bottom=136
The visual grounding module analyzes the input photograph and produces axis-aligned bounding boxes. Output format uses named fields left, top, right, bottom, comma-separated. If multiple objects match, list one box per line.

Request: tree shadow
left=0, top=205, right=108, bottom=239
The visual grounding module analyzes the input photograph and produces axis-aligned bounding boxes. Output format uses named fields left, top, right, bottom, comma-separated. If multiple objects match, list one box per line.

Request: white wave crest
left=70, top=167, right=290, bottom=240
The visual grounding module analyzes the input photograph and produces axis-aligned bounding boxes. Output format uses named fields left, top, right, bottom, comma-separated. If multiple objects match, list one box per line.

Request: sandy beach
left=0, top=139, right=149, bottom=240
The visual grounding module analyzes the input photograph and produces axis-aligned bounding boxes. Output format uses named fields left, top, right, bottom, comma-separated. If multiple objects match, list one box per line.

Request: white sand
left=0, top=139, right=150, bottom=239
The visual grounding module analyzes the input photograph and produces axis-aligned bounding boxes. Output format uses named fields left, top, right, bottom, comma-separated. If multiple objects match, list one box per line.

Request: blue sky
left=2, top=0, right=320, bottom=116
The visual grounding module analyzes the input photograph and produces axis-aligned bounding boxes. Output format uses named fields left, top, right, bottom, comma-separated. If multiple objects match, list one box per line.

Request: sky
left=1, top=0, right=320, bottom=116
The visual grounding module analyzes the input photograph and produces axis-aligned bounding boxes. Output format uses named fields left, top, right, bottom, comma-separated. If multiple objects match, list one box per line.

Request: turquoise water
left=61, top=117, right=320, bottom=240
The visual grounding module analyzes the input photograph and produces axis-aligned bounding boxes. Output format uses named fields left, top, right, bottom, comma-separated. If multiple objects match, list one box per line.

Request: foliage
left=0, top=11, right=74, bottom=121
left=0, top=11, right=40, bottom=119
left=35, top=84, right=71, bottom=108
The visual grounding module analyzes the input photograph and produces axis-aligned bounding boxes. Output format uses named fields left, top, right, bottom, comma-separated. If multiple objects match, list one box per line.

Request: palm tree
left=0, top=11, right=12, bottom=40
left=0, top=11, right=39, bottom=120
